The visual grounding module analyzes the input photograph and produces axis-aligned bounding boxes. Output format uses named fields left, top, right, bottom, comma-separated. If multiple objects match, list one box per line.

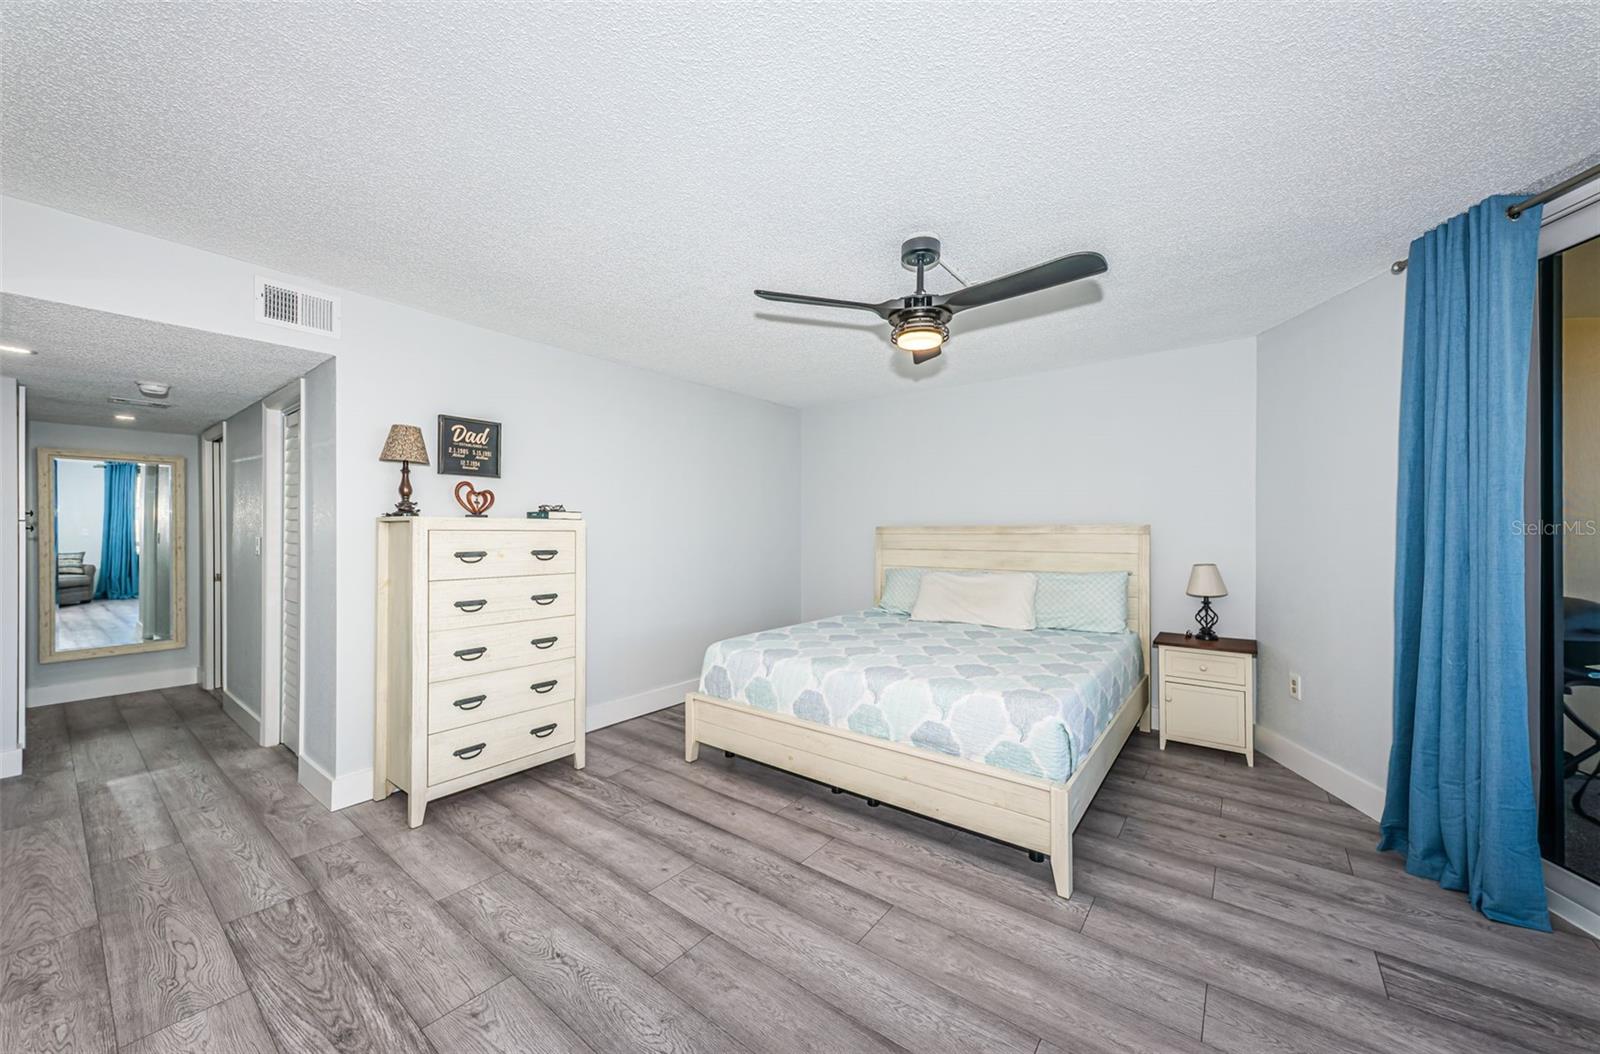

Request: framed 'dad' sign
left=437, top=415, right=501, bottom=477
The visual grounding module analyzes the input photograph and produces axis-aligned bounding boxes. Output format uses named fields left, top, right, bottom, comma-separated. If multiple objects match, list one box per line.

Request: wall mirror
left=37, top=448, right=187, bottom=663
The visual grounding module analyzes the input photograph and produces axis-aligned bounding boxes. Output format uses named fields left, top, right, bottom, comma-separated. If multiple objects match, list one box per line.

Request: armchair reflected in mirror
left=37, top=448, right=186, bottom=662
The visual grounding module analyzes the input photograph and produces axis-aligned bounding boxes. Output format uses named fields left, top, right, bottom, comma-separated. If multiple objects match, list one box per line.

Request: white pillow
left=910, top=571, right=1037, bottom=630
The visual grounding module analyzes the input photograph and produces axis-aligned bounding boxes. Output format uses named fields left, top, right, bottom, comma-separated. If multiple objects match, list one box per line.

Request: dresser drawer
left=429, top=574, right=577, bottom=631
left=429, top=530, right=576, bottom=581
left=429, top=616, right=577, bottom=680
left=428, top=701, right=576, bottom=785
left=428, top=658, right=577, bottom=733
left=1162, top=647, right=1248, bottom=687
left=1163, top=681, right=1246, bottom=748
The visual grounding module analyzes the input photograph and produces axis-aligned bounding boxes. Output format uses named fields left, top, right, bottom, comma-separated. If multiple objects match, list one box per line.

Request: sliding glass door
left=1538, top=226, right=1600, bottom=896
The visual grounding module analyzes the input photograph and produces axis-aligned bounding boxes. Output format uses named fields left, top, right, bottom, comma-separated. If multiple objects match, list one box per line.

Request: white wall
left=1255, top=273, right=1405, bottom=811
left=52, top=459, right=104, bottom=570
left=800, top=339, right=1258, bottom=641
left=25, top=421, right=202, bottom=706
left=1, top=197, right=801, bottom=797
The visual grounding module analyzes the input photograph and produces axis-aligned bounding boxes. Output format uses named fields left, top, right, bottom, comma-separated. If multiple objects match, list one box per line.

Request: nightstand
left=1153, top=631, right=1257, bottom=765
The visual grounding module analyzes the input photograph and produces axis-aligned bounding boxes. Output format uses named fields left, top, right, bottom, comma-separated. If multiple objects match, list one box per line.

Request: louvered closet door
left=280, top=406, right=301, bottom=753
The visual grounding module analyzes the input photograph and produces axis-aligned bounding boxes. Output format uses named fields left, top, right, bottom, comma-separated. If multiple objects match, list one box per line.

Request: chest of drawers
left=373, top=516, right=586, bottom=826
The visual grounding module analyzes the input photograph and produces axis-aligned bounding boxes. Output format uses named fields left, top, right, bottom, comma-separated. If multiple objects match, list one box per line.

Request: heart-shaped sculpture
left=453, top=480, right=495, bottom=517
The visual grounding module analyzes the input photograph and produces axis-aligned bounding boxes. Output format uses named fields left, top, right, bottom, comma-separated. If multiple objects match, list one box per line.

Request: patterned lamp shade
left=1185, top=563, right=1228, bottom=599
left=379, top=424, right=429, bottom=465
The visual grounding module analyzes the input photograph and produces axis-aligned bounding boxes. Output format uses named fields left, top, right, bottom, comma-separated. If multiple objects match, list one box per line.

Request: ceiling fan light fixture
left=891, top=318, right=948, bottom=355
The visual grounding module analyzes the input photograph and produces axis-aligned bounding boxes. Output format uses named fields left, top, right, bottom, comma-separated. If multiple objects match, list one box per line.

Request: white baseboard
left=1254, top=724, right=1385, bottom=820
left=297, top=753, right=373, bottom=812
left=1255, top=729, right=1600, bottom=935
left=27, top=665, right=201, bottom=708
left=1548, top=884, right=1600, bottom=939
left=0, top=748, right=21, bottom=779
left=587, top=678, right=695, bottom=731
left=1546, top=863, right=1600, bottom=938
left=220, top=689, right=261, bottom=742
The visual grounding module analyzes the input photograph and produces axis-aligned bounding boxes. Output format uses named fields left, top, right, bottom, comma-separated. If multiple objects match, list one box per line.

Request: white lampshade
left=1186, top=563, right=1228, bottom=598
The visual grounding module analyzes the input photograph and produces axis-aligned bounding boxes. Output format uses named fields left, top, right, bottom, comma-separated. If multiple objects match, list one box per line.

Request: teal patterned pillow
left=877, top=567, right=924, bottom=614
left=1035, top=572, right=1129, bottom=632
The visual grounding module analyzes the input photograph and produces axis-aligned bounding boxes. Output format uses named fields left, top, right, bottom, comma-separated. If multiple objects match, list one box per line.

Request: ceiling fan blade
left=939, top=251, right=1107, bottom=313
left=910, top=345, right=942, bottom=365
left=755, top=290, right=893, bottom=319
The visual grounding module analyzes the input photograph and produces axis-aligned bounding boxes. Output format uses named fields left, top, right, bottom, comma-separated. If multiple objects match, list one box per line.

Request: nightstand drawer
left=1163, top=648, right=1247, bottom=687
left=1163, top=681, right=1246, bottom=748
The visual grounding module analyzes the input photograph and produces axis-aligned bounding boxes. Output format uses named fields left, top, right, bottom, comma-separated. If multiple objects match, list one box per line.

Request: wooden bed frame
left=684, top=524, right=1151, bottom=898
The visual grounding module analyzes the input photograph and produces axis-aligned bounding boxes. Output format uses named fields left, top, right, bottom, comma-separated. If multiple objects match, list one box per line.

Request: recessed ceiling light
left=135, top=380, right=170, bottom=398
left=114, top=414, right=136, bottom=422
left=0, top=343, right=33, bottom=355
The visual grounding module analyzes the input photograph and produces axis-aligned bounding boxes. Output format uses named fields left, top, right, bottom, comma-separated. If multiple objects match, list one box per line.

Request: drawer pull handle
left=454, top=599, right=488, bottom=612
left=531, top=593, right=559, bottom=606
left=530, top=549, right=559, bottom=561
left=531, top=679, right=558, bottom=694
left=531, top=723, right=559, bottom=738
left=454, top=647, right=487, bottom=661
left=452, top=743, right=487, bottom=760
left=1198, top=664, right=1208, bottom=671
left=531, top=635, right=559, bottom=650
left=453, top=695, right=487, bottom=711
left=453, top=550, right=488, bottom=564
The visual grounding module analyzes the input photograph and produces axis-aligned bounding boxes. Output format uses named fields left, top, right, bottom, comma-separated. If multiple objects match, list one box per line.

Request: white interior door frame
left=260, top=380, right=305, bottom=752
left=13, top=383, right=25, bottom=750
left=199, top=422, right=226, bottom=692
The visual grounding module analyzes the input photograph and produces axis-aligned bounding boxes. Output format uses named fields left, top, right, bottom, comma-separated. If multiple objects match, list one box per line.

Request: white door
left=279, top=406, right=301, bottom=753
left=209, top=434, right=224, bottom=691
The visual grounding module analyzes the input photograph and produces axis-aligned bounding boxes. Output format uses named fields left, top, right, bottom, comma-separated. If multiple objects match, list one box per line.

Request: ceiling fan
left=755, top=236, right=1107, bottom=364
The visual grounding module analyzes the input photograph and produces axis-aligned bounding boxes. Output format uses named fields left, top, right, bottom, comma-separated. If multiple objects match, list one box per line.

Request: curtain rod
left=1390, top=161, right=1600, bottom=275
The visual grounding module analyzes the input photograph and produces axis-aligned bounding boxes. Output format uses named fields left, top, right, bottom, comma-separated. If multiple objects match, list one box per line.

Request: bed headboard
left=874, top=524, right=1152, bottom=671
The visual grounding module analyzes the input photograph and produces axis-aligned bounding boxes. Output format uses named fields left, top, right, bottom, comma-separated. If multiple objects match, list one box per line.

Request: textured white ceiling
left=0, top=295, right=330, bottom=433
left=3, top=3, right=1597, bottom=406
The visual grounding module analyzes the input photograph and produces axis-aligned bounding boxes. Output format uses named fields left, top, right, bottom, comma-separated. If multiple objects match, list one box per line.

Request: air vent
left=108, top=396, right=171, bottom=409
left=255, top=277, right=341, bottom=337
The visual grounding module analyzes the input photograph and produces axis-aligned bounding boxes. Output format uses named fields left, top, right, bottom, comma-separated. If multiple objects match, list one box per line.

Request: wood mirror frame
left=36, top=447, right=188, bottom=664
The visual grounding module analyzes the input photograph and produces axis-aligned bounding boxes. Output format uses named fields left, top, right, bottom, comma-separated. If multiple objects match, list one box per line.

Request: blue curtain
left=1379, top=194, right=1548, bottom=930
left=95, top=461, right=140, bottom=600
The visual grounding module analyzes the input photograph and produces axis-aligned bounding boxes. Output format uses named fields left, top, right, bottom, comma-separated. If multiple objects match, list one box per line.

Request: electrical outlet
left=1289, top=672, right=1303, bottom=700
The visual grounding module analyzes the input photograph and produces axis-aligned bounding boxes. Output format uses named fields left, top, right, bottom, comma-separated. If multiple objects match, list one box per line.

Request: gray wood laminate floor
left=4, top=686, right=1597, bottom=1053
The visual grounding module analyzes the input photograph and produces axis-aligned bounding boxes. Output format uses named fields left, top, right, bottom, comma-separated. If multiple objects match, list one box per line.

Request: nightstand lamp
left=1186, top=563, right=1227, bottom=641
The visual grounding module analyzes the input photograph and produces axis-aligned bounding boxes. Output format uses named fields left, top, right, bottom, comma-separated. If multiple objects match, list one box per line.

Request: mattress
left=698, top=609, right=1143, bottom=782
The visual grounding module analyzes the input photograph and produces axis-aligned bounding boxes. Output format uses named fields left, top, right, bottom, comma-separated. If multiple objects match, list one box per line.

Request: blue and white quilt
left=698, top=609, right=1143, bottom=782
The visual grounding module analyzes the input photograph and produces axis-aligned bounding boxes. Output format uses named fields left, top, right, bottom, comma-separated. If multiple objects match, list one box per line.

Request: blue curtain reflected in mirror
left=95, top=460, right=140, bottom=600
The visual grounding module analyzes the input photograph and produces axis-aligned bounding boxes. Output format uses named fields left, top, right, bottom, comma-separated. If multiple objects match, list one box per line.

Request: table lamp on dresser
left=1186, top=562, right=1228, bottom=641
left=379, top=424, right=429, bottom=516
